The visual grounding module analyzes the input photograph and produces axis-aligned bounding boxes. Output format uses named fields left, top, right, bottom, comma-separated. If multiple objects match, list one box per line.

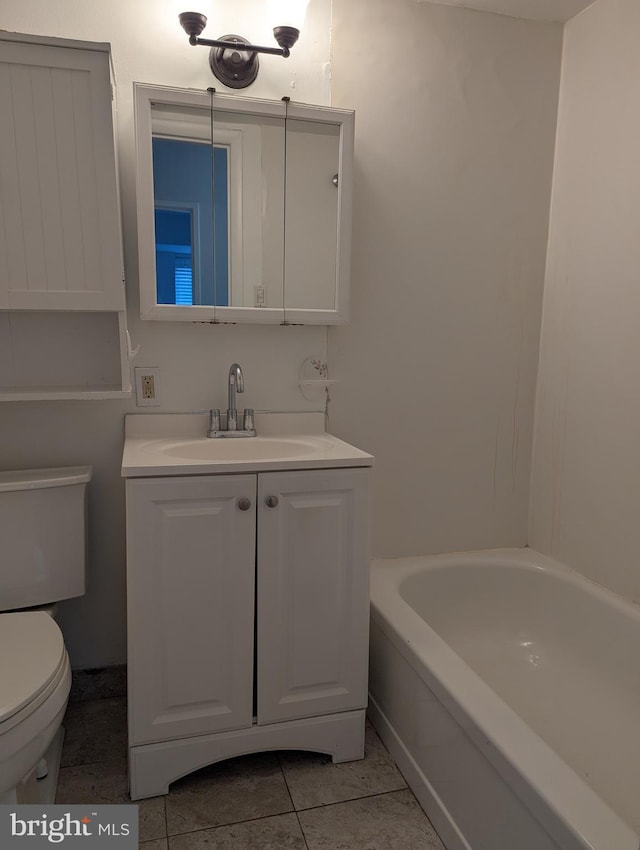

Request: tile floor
left=56, top=697, right=445, bottom=849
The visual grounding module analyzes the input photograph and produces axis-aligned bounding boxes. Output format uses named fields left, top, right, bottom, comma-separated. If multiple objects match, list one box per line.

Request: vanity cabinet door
left=256, top=467, right=371, bottom=725
left=126, top=474, right=256, bottom=745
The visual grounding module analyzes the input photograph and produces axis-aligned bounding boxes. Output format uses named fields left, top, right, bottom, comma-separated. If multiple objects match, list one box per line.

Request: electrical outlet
left=255, top=285, right=265, bottom=307
left=134, top=367, right=161, bottom=407
left=141, top=374, right=155, bottom=399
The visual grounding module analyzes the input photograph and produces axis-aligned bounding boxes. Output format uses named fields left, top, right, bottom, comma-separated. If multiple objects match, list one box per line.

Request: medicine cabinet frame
left=134, top=84, right=354, bottom=325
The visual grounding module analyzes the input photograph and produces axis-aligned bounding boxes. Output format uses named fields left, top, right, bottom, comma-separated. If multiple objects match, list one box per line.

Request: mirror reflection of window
left=154, top=207, right=193, bottom=305
left=152, top=137, right=229, bottom=306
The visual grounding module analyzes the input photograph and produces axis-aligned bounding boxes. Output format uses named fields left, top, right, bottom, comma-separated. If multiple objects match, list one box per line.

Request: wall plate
left=134, top=367, right=161, bottom=407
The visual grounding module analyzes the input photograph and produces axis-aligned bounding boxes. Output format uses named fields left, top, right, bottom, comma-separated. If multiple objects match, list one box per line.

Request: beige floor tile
left=61, top=696, right=128, bottom=766
left=168, top=813, right=306, bottom=850
left=137, top=797, right=167, bottom=843
left=298, top=789, right=445, bottom=849
left=69, top=665, right=127, bottom=702
left=140, top=841, right=168, bottom=850
left=55, top=758, right=166, bottom=843
left=280, top=721, right=406, bottom=809
left=56, top=757, right=129, bottom=805
left=165, top=753, right=293, bottom=836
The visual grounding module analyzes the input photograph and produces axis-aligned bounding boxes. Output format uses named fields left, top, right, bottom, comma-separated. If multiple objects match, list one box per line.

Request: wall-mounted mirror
left=134, top=85, right=354, bottom=324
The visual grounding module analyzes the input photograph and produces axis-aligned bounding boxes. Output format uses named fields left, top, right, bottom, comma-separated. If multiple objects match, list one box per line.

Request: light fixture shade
left=177, top=4, right=209, bottom=23
left=266, top=0, right=310, bottom=31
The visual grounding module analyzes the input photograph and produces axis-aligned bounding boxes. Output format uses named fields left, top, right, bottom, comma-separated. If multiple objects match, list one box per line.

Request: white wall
left=0, top=0, right=566, bottom=668
left=529, top=0, right=640, bottom=601
left=329, top=0, right=562, bottom=557
left=0, top=0, right=332, bottom=669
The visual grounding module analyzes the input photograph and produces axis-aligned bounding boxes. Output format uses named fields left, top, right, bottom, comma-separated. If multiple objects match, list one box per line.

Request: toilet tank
left=0, top=466, right=91, bottom=611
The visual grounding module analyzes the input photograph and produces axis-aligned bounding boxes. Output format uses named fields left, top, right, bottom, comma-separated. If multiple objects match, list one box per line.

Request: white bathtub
left=369, top=548, right=640, bottom=850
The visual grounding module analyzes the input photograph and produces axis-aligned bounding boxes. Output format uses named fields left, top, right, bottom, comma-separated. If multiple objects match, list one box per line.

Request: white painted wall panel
left=329, top=0, right=562, bottom=557
left=529, top=0, right=640, bottom=602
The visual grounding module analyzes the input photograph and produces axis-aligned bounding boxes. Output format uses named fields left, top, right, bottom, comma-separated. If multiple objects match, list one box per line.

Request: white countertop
left=121, top=413, right=374, bottom=477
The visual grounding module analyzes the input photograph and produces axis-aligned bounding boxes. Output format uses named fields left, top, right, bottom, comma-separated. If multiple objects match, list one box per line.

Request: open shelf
left=0, top=311, right=131, bottom=401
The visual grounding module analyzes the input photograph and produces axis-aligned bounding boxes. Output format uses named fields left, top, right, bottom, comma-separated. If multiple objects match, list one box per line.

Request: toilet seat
left=0, top=613, right=67, bottom=729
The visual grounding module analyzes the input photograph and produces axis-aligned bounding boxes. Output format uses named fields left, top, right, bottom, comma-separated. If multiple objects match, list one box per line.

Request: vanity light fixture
left=178, top=0, right=310, bottom=89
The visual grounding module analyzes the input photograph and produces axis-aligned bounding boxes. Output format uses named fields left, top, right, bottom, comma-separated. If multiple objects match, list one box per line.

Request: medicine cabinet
left=134, top=84, right=354, bottom=325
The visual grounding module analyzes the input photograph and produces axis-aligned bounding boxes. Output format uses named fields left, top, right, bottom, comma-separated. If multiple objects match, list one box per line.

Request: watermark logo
left=0, top=806, right=138, bottom=848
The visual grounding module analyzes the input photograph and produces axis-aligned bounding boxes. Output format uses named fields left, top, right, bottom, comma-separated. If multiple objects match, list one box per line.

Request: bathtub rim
left=370, top=546, right=638, bottom=850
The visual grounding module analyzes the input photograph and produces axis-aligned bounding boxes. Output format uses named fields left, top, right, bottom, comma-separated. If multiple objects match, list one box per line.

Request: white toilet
left=0, top=466, right=91, bottom=805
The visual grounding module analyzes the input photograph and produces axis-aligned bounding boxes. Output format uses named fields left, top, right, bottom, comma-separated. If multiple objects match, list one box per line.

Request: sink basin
left=122, top=413, right=374, bottom=477
left=150, top=435, right=335, bottom=462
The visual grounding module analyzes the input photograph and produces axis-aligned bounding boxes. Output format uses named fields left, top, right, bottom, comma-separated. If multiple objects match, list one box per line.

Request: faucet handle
left=242, top=408, right=255, bottom=431
left=208, top=409, right=221, bottom=436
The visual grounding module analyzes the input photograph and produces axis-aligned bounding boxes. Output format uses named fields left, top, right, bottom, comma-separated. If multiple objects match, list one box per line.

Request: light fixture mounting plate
left=209, top=35, right=259, bottom=89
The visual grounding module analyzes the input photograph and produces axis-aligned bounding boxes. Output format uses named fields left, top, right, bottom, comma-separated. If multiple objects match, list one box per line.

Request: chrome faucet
left=207, top=362, right=256, bottom=438
left=226, top=362, right=244, bottom=431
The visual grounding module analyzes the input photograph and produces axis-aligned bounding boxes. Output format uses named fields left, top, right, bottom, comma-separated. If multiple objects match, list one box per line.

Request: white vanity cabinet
left=125, top=460, right=371, bottom=800
left=0, top=32, right=130, bottom=399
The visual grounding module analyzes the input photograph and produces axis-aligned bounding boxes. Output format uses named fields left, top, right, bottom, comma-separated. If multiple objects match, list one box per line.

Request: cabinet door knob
left=237, top=498, right=251, bottom=511
left=265, top=495, right=279, bottom=508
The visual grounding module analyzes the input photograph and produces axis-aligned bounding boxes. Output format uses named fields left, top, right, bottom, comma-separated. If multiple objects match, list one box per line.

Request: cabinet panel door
left=0, top=39, right=125, bottom=310
left=257, top=467, right=371, bottom=724
left=127, top=475, right=256, bottom=745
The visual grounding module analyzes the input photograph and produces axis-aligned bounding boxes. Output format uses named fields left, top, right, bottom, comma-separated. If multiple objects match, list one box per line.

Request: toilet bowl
left=0, top=612, right=72, bottom=803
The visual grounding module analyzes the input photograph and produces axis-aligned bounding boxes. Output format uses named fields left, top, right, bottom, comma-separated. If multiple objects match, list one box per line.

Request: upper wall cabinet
left=134, top=85, right=354, bottom=325
left=0, top=34, right=126, bottom=312
left=0, top=32, right=129, bottom=400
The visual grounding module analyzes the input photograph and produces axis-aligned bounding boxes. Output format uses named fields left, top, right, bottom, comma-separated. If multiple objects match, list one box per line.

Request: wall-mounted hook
left=126, top=330, right=140, bottom=361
